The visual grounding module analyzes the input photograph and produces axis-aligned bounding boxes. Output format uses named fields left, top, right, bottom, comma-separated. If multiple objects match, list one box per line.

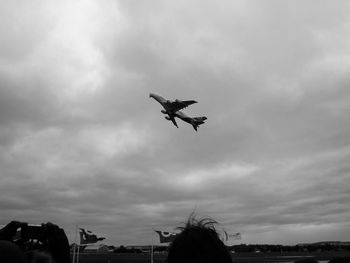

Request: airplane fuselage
left=175, top=111, right=207, bottom=131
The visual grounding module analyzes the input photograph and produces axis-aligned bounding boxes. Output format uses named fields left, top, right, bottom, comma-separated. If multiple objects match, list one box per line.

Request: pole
left=151, top=228, right=154, bottom=263
left=73, top=225, right=78, bottom=263
left=77, top=243, right=80, bottom=263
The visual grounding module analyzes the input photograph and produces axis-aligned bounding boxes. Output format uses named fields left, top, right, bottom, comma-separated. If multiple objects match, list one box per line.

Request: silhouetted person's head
left=0, top=240, right=26, bottom=263
left=167, top=215, right=233, bottom=263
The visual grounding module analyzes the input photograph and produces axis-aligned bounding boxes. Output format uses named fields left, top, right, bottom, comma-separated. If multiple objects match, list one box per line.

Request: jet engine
left=165, top=116, right=171, bottom=120
left=161, top=110, right=167, bottom=114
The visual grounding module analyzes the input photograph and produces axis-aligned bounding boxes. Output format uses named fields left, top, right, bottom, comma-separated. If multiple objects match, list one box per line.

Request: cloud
left=0, top=0, right=349, bottom=246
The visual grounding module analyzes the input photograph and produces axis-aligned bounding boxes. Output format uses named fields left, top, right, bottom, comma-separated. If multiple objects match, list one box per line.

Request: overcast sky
left=1, top=0, right=350, bottom=246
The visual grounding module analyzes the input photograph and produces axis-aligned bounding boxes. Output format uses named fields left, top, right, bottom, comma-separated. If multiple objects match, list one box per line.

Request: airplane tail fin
left=191, top=116, right=207, bottom=131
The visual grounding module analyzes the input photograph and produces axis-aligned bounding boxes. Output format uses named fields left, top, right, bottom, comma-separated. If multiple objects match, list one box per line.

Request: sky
left=0, top=0, right=350, bottom=246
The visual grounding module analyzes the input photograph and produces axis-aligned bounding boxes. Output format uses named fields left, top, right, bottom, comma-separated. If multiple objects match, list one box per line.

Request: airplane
left=149, top=93, right=197, bottom=128
left=175, top=110, right=207, bottom=131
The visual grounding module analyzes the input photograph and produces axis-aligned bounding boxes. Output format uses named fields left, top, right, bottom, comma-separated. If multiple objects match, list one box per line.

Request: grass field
left=72, top=251, right=350, bottom=263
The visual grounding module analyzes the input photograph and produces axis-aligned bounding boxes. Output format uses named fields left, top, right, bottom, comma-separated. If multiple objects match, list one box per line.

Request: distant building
left=126, top=245, right=168, bottom=253
left=83, top=244, right=113, bottom=253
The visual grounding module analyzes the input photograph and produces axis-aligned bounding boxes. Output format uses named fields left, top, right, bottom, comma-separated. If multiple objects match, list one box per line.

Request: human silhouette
left=167, top=215, right=233, bottom=263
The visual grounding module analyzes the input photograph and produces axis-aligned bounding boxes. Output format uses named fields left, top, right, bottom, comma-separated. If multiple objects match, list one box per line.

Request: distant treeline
left=72, top=242, right=350, bottom=254
left=226, top=242, right=350, bottom=253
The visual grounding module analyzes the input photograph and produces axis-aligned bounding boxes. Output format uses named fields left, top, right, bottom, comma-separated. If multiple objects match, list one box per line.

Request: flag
left=223, top=230, right=241, bottom=241
left=223, top=230, right=228, bottom=242
left=155, top=230, right=178, bottom=243
left=228, top=232, right=241, bottom=240
left=79, top=228, right=105, bottom=245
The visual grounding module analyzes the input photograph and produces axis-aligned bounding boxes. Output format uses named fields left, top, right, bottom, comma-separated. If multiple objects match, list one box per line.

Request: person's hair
left=167, top=214, right=233, bottom=263
left=0, top=240, right=26, bottom=263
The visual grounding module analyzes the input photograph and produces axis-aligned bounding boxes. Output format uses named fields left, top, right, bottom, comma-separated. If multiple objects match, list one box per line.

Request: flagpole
left=73, top=225, right=78, bottom=263
left=77, top=226, right=81, bottom=263
left=151, top=228, right=154, bottom=263
left=77, top=241, right=80, bottom=263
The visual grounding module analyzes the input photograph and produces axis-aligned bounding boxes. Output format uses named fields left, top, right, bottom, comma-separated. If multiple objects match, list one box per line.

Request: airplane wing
left=150, top=94, right=197, bottom=112
left=169, top=100, right=197, bottom=112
